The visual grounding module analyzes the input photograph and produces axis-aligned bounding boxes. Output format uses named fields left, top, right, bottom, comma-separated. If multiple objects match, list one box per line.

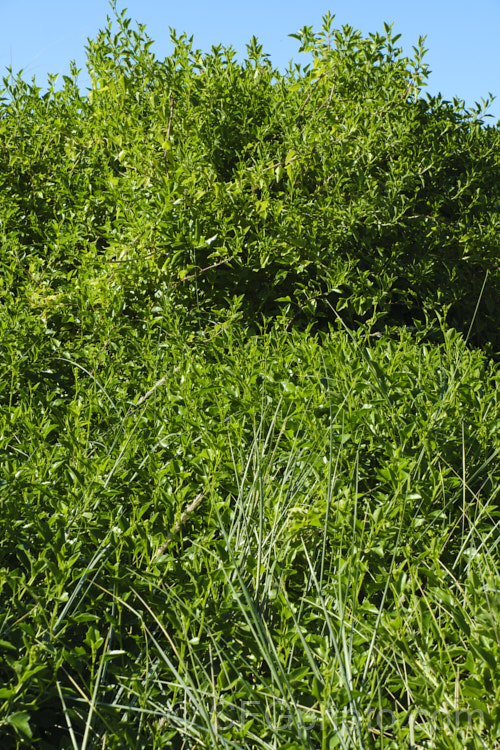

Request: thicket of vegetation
left=0, top=6, right=499, bottom=749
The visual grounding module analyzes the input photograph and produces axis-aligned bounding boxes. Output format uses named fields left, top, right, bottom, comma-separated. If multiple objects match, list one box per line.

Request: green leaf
left=8, top=712, right=32, bottom=739
left=0, top=639, right=17, bottom=653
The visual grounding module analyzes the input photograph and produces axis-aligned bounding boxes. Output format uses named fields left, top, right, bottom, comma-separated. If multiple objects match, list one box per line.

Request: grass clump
left=0, top=6, right=499, bottom=749
left=1, top=318, right=499, bottom=748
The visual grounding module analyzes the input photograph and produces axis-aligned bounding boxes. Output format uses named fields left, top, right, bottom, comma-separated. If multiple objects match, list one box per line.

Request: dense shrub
left=1, top=8, right=499, bottom=748
left=1, top=10, right=499, bottom=353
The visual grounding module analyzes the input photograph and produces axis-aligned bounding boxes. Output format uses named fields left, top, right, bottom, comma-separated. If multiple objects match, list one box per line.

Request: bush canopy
left=1, top=8, right=499, bottom=352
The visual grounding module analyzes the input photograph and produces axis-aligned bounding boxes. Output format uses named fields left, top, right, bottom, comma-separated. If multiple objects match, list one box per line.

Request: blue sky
left=1, top=0, right=499, bottom=122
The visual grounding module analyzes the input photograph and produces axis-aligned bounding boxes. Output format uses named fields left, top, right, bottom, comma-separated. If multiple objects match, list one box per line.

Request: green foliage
left=0, top=309, right=499, bottom=748
left=1, top=8, right=499, bottom=352
left=0, top=6, right=499, bottom=749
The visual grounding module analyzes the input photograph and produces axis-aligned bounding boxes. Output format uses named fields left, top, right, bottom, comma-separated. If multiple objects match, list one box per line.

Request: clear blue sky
left=1, top=0, right=499, bottom=122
